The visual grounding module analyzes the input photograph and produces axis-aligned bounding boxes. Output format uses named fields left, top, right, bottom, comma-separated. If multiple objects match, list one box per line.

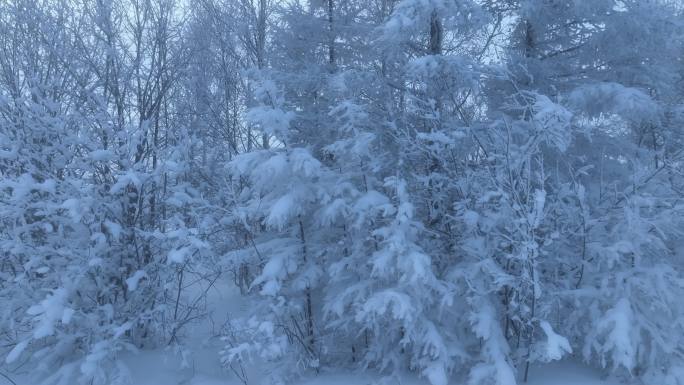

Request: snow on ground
left=3, top=281, right=627, bottom=385
left=118, top=285, right=631, bottom=385
left=4, top=344, right=629, bottom=385
left=261, top=361, right=621, bottom=385
left=34, top=357, right=617, bottom=385
left=525, top=361, right=618, bottom=385
left=118, top=279, right=255, bottom=385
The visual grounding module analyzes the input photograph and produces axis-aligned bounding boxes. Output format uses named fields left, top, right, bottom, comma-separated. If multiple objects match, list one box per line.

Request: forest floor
left=4, top=282, right=628, bottom=385
left=120, top=282, right=624, bottom=385
left=117, top=356, right=623, bottom=385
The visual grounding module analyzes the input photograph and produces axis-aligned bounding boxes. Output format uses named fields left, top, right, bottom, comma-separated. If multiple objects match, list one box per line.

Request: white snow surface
left=58, top=358, right=626, bottom=385
left=6, top=354, right=623, bottom=385
left=5, top=282, right=628, bottom=385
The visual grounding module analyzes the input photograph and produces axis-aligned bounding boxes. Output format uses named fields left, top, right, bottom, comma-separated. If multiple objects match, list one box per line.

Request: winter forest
left=2, top=0, right=684, bottom=384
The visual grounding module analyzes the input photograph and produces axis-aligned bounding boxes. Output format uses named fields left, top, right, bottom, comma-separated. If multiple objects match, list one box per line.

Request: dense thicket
left=2, top=1, right=684, bottom=384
